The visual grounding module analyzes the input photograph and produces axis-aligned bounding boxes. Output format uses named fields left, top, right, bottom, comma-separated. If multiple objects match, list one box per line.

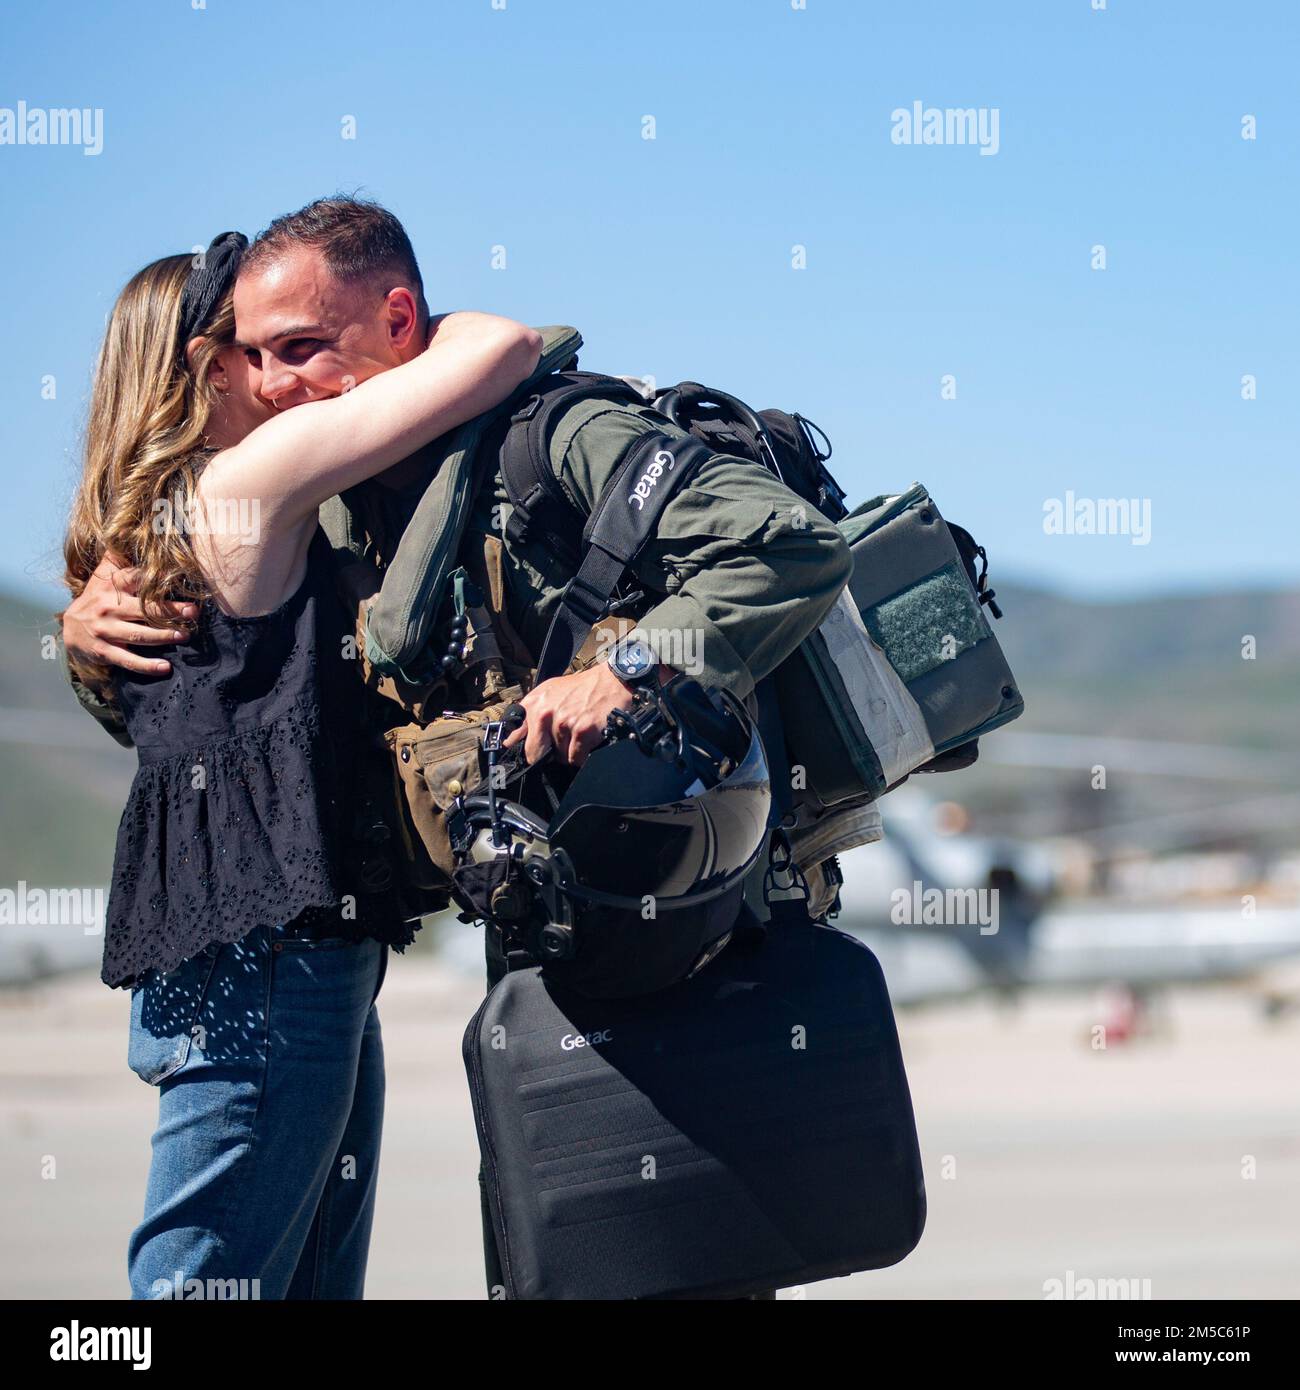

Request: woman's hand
left=62, top=552, right=196, bottom=676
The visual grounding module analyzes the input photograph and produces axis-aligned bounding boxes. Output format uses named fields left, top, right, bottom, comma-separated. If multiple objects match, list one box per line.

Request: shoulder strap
left=533, top=430, right=713, bottom=682
left=498, top=372, right=648, bottom=567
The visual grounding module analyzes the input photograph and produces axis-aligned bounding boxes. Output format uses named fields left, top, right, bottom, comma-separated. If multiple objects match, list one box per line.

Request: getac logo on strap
left=628, top=449, right=676, bottom=511
left=561, top=1029, right=612, bottom=1051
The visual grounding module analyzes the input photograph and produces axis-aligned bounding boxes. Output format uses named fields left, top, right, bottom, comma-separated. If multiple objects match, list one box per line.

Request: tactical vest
left=318, top=327, right=586, bottom=916
left=332, top=519, right=641, bottom=918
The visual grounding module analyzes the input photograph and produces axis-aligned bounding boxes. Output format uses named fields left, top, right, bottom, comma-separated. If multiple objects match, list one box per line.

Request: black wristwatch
left=606, top=634, right=660, bottom=688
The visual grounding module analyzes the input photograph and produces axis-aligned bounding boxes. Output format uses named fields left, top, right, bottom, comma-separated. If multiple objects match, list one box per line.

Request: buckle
left=504, top=481, right=547, bottom=547
left=561, top=576, right=607, bottom=626
left=762, top=829, right=809, bottom=907
left=447, top=798, right=472, bottom=856
left=510, top=393, right=543, bottom=424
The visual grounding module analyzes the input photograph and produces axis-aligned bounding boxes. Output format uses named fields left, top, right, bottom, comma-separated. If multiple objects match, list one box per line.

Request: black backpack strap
left=754, top=674, right=792, bottom=827
left=534, top=430, right=714, bottom=683
left=498, top=371, right=648, bottom=568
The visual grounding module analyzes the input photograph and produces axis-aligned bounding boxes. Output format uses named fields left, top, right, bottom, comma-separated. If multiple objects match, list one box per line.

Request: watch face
left=611, top=638, right=656, bottom=682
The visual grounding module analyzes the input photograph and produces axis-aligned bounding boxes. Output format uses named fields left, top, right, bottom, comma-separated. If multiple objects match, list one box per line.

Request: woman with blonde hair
left=64, top=229, right=541, bottom=1298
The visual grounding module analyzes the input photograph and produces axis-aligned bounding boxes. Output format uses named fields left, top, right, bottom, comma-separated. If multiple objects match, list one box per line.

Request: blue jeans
left=125, top=923, right=388, bottom=1300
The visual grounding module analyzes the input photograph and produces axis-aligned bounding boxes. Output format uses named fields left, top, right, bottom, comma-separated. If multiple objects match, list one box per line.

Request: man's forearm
left=635, top=459, right=851, bottom=695
left=63, top=654, right=134, bottom=749
left=561, top=409, right=852, bottom=696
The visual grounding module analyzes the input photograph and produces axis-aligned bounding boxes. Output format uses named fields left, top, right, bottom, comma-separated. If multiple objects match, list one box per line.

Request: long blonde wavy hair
left=63, top=254, right=235, bottom=691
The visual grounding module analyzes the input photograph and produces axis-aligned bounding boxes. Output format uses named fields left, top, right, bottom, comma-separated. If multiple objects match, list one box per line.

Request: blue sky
left=1, top=0, right=1295, bottom=605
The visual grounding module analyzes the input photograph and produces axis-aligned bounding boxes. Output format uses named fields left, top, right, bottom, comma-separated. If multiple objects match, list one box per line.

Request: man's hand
left=62, top=552, right=197, bottom=677
left=505, top=663, right=636, bottom=767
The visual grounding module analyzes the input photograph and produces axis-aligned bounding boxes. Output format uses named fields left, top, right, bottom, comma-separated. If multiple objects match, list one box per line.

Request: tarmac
left=1, top=948, right=1296, bottom=1300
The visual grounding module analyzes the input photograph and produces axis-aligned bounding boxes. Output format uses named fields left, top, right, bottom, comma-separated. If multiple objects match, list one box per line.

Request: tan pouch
left=384, top=691, right=525, bottom=888
left=382, top=614, right=637, bottom=892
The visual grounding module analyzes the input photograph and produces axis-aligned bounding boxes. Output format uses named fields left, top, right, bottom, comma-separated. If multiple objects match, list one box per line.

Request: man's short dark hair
left=245, top=196, right=428, bottom=318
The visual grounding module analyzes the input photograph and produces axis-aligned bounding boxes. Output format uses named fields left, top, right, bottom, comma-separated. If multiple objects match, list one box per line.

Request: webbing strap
left=499, top=371, right=646, bottom=562
left=533, top=432, right=714, bottom=683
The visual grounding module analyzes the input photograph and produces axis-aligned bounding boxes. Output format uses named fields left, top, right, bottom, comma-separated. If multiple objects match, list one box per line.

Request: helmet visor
left=548, top=709, right=770, bottom=908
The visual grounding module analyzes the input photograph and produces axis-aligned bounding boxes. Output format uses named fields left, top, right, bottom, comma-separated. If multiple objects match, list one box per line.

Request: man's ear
left=183, top=335, right=207, bottom=373
left=383, top=287, right=422, bottom=355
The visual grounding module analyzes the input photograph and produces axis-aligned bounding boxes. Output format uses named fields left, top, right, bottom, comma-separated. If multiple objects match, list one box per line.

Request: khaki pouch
left=381, top=615, right=635, bottom=892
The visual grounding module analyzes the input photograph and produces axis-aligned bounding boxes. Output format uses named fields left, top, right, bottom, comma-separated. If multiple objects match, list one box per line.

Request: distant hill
left=934, top=580, right=1300, bottom=849
left=991, top=580, right=1300, bottom=751
left=989, top=578, right=1295, bottom=756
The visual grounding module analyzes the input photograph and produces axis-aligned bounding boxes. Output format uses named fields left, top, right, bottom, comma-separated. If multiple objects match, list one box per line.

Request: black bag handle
left=655, top=381, right=787, bottom=485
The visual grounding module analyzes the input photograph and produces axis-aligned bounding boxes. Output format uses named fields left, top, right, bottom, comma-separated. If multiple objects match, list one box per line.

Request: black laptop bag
left=462, top=915, right=927, bottom=1300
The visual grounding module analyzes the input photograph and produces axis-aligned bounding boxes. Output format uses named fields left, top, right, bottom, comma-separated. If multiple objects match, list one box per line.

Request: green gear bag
left=774, top=483, right=1024, bottom=807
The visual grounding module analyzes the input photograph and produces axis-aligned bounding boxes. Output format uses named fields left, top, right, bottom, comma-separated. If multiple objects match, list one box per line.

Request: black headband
left=177, top=231, right=248, bottom=356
